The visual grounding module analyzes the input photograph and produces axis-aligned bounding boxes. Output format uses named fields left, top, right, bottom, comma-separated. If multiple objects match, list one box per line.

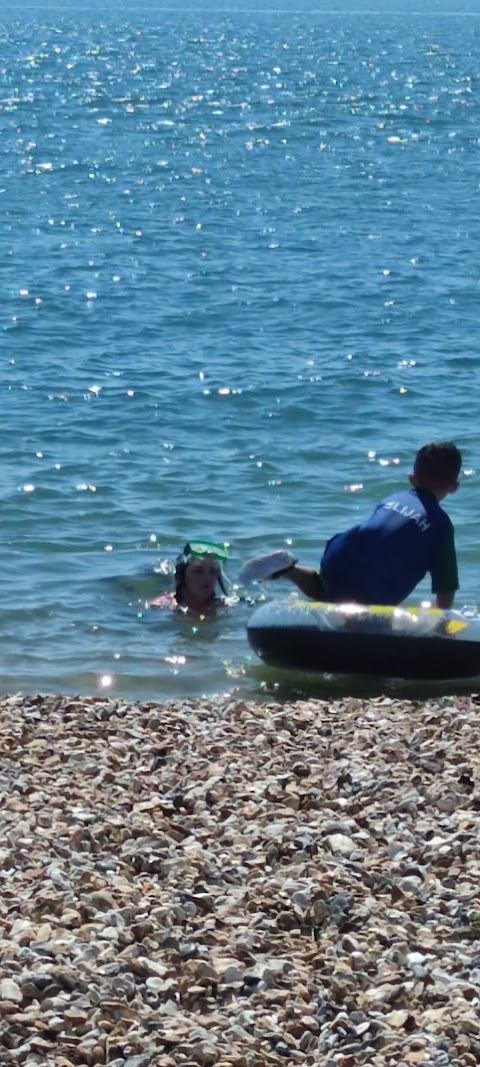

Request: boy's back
left=320, top=487, right=456, bottom=606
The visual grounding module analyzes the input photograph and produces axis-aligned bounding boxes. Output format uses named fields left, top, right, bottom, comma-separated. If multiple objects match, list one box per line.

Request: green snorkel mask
left=178, top=540, right=230, bottom=565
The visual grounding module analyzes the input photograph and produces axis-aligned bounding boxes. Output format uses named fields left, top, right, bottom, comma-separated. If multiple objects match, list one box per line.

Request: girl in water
left=150, top=541, right=231, bottom=616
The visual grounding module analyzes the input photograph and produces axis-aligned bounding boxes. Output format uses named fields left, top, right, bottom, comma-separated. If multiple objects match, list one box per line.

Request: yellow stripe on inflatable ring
left=444, top=619, right=468, bottom=635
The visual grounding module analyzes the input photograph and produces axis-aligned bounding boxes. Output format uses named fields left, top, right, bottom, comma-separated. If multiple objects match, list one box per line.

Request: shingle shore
left=1, top=692, right=480, bottom=1067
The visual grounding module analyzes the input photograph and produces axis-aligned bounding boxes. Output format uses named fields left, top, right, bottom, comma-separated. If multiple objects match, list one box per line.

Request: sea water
left=1, top=1, right=479, bottom=700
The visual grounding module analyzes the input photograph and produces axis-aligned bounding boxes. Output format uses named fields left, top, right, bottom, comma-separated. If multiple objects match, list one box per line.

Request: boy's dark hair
left=414, top=441, right=462, bottom=488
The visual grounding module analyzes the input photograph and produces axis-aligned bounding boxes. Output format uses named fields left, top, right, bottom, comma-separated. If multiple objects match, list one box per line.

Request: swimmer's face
left=184, top=557, right=219, bottom=600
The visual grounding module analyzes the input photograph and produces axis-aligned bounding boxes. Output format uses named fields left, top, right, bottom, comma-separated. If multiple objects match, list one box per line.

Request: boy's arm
left=284, top=564, right=328, bottom=600
left=431, top=524, right=458, bottom=610
left=435, top=590, right=455, bottom=610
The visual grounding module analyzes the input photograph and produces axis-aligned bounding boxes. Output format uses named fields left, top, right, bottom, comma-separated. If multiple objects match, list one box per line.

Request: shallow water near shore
left=2, top=3, right=479, bottom=700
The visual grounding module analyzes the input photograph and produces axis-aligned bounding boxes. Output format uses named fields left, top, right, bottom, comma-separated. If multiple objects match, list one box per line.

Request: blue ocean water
left=1, top=4, right=479, bottom=700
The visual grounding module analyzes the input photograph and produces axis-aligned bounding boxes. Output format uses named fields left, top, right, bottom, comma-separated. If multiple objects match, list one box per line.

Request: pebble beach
left=1, top=692, right=480, bottom=1067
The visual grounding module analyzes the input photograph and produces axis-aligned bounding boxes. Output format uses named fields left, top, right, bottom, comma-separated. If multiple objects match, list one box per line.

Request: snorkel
left=174, top=541, right=230, bottom=602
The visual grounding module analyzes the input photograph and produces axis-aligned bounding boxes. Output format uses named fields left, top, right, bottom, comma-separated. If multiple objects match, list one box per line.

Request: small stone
left=384, top=1009, right=411, bottom=1029
left=327, top=834, right=355, bottom=856
left=219, top=966, right=244, bottom=985
left=145, top=976, right=169, bottom=992
left=64, top=1008, right=89, bottom=1025
left=0, top=1000, right=19, bottom=1015
left=133, top=957, right=168, bottom=978
left=85, top=891, right=116, bottom=911
left=192, top=1042, right=218, bottom=1065
left=10, top=919, right=33, bottom=940
left=0, top=979, right=22, bottom=1004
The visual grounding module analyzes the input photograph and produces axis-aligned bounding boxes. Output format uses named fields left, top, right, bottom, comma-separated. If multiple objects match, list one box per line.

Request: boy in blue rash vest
left=240, top=442, right=462, bottom=609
